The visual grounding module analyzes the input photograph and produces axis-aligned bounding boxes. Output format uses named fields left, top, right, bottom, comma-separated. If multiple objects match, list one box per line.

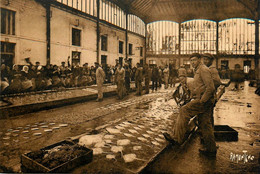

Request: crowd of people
left=219, top=67, right=256, bottom=81
left=0, top=58, right=184, bottom=96
left=94, top=61, right=183, bottom=101
left=1, top=59, right=98, bottom=95
left=0, top=58, right=132, bottom=95
left=1, top=56, right=255, bottom=97
left=112, top=62, right=183, bottom=100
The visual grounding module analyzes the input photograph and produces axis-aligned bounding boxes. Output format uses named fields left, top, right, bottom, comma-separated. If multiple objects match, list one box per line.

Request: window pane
left=129, top=43, right=133, bottom=55
left=101, top=55, right=107, bottom=65
left=140, top=47, right=143, bottom=56
left=72, top=28, right=81, bottom=46
left=149, top=60, right=156, bottom=65
left=147, top=21, right=179, bottom=55
left=1, top=9, right=6, bottom=34
left=7, top=10, right=11, bottom=34
left=72, top=51, right=81, bottom=65
left=219, top=18, right=255, bottom=55
left=1, top=8, right=15, bottom=35
left=221, top=60, right=229, bottom=69
left=101, top=35, right=107, bottom=51
left=12, top=11, right=15, bottom=35
left=119, top=41, right=123, bottom=54
left=181, top=19, right=216, bottom=54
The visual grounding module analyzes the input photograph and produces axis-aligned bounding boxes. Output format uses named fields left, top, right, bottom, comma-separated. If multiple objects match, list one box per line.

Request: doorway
left=119, top=57, right=123, bottom=66
left=1, top=42, right=15, bottom=68
left=72, top=51, right=81, bottom=65
left=243, top=60, right=251, bottom=73
left=101, top=55, right=107, bottom=66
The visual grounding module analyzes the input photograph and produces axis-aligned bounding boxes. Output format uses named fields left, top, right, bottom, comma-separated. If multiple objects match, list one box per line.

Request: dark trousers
left=234, top=79, right=240, bottom=89
left=152, top=80, right=158, bottom=91
left=173, top=99, right=216, bottom=152
left=169, top=77, right=176, bottom=87
left=198, top=101, right=215, bottom=146
left=145, top=78, right=150, bottom=94
left=198, top=100, right=215, bottom=128
left=125, top=78, right=130, bottom=93
left=158, top=78, right=162, bottom=87
left=136, top=80, right=142, bottom=95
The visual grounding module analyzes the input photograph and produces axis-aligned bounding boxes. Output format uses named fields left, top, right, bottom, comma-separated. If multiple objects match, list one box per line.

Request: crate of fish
left=21, top=140, right=93, bottom=173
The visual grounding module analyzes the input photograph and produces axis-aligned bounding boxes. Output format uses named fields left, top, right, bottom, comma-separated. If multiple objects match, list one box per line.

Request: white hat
left=22, top=65, right=29, bottom=73
left=37, top=65, right=42, bottom=70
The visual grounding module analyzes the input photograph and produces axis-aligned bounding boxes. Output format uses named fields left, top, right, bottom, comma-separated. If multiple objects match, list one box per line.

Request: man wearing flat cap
left=196, top=53, right=222, bottom=145
left=203, top=53, right=222, bottom=90
left=164, top=53, right=217, bottom=157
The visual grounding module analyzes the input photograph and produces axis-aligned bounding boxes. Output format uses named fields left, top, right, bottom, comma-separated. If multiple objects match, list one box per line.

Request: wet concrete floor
left=0, top=87, right=175, bottom=173
left=145, top=81, right=260, bottom=174
left=0, top=82, right=259, bottom=173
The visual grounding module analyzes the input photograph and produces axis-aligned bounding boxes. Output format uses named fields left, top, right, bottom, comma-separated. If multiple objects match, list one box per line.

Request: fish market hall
left=0, top=0, right=259, bottom=173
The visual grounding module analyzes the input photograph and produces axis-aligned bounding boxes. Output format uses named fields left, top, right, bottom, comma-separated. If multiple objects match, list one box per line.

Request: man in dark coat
left=151, top=64, right=159, bottom=91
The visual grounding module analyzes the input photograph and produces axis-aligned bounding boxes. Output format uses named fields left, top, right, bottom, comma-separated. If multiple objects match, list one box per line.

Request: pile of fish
left=27, top=144, right=88, bottom=169
left=77, top=96, right=178, bottom=165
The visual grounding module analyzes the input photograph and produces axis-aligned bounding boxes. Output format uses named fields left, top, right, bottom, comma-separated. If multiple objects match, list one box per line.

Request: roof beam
left=236, top=0, right=257, bottom=18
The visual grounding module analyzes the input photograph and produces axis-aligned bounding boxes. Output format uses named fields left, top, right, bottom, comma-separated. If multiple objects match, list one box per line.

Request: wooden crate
left=214, top=125, right=238, bottom=141
left=21, top=140, right=93, bottom=173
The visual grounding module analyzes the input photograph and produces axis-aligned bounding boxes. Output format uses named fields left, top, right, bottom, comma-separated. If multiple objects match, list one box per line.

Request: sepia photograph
left=0, top=0, right=259, bottom=173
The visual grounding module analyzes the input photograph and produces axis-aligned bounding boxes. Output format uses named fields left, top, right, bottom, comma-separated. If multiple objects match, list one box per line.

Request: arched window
left=128, top=14, right=145, bottom=36
left=147, top=21, right=179, bottom=54
left=181, top=19, right=217, bottom=55
left=218, top=18, right=255, bottom=55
